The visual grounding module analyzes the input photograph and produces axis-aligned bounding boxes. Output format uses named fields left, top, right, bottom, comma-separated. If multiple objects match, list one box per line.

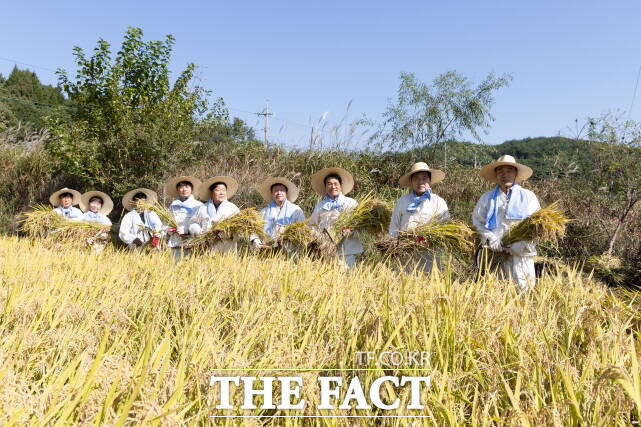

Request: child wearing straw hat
left=309, top=167, right=363, bottom=268
left=472, top=155, right=541, bottom=291
left=165, top=176, right=203, bottom=260
left=50, top=188, right=84, bottom=219
left=250, top=177, right=305, bottom=249
left=80, top=191, right=113, bottom=226
left=119, top=188, right=163, bottom=250
left=188, top=176, right=241, bottom=253
left=389, top=162, right=450, bottom=273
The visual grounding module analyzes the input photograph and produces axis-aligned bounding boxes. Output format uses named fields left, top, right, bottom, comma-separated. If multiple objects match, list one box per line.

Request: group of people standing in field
left=48, top=154, right=541, bottom=291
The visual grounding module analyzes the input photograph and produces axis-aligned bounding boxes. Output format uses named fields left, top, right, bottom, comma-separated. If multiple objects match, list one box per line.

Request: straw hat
left=398, top=162, right=445, bottom=187
left=49, top=187, right=83, bottom=209
left=479, top=154, right=533, bottom=184
left=310, top=167, right=355, bottom=196
left=80, top=191, right=114, bottom=215
left=198, top=176, right=239, bottom=201
left=164, top=176, right=202, bottom=199
left=122, top=188, right=158, bottom=211
left=256, top=177, right=300, bottom=203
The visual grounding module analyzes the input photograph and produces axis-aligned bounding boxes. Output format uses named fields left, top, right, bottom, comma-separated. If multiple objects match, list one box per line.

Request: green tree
left=584, top=111, right=641, bottom=254
left=0, top=66, right=65, bottom=128
left=371, top=71, right=511, bottom=163
left=46, top=27, right=224, bottom=196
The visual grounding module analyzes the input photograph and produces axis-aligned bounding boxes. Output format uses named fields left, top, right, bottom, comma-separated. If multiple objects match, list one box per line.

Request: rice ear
left=502, top=201, right=571, bottom=246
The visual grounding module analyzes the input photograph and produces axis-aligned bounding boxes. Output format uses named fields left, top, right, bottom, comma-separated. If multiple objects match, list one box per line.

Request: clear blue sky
left=1, top=0, right=640, bottom=149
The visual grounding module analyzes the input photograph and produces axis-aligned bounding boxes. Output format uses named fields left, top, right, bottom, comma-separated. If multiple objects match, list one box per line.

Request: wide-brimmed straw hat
left=81, top=191, right=114, bottom=215
left=479, top=154, right=533, bottom=184
left=164, top=176, right=202, bottom=199
left=256, top=177, right=300, bottom=203
left=49, top=187, right=83, bottom=209
left=398, top=162, right=445, bottom=187
left=198, top=176, right=239, bottom=201
left=122, top=188, right=158, bottom=211
left=310, top=167, right=355, bottom=196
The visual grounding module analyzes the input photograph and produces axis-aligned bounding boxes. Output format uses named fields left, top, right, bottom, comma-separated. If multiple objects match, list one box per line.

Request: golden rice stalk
left=276, top=220, right=316, bottom=248
left=502, top=201, right=571, bottom=246
left=185, top=208, right=266, bottom=251
left=135, top=201, right=177, bottom=228
left=586, top=254, right=626, bottom=285
left=331, top=193, right=391, bottom=236
left=377, top=220, right=476, bottom=260
left=19, top=204, right=65, bottom=237
left=52, top=220, right=111, bottom=247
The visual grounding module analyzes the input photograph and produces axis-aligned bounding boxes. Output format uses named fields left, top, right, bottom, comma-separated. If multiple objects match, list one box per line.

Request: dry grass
left=1, top=236, right=640, bottom=424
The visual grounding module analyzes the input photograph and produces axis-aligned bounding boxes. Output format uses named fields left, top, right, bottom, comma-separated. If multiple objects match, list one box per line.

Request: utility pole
left=256, top=100, right=273, bottom=148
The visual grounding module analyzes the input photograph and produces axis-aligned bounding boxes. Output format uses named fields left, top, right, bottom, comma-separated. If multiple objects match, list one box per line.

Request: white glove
left=487, top=236, right=503, bottom=252
left=188, top=224, right=202, bottom=235
left=252, top=238, right=262, bottom=248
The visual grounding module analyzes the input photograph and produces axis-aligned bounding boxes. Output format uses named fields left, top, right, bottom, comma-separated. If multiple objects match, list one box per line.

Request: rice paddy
left=1, top=236, right=640, bottom=425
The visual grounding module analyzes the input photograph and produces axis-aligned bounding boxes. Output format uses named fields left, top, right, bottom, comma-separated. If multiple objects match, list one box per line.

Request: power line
left=628, top=65, right=641, bottom=120
left=0, top=56, right=58, bottom=73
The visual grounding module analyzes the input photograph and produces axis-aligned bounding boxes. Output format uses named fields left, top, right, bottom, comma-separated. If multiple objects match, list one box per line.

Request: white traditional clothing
left=251, top=200, right=306, bottom=246
left=119, top=209, right=163, bottom=249
left=189, top=199, right=240, bottom=253
left=53, top=206, right=83, bottom=219
left=389, top=190, right=450, bottom=273
left=80, top=211, right=112, bottom=226
left=472, top=185, right=541, bottom=291
left=168, top=195, right=203, bottom=252
left=310, top=193, right=364, bottom=268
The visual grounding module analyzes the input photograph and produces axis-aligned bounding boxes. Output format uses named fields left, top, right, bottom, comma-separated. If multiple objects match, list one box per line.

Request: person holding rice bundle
left=80, top=191, right=113, bottom=226
left=165, top=176, right=203, bottom=260
left=189, top=176, right=241, bottom=253
left=119, top=188, right=163, bottom=250
left=50, top=188, right=84, bottom=219
left=389, top=162, right=450, bottom=272
left=250, top=177, right=305, bottom=249
left=310, top=167, right=363, bottom=268
left=472, top=155, right=541, bottom=291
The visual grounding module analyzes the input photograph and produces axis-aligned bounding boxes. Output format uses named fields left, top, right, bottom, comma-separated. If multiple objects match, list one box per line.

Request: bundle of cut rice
left=501, top=201, right=571, bottom=246
left=331, top=193, right=391, bottom=239
left=50, top=220, right=112, bottom=248
left=185, top=208, right=266, bottom=251
left=377, top=219, right=476, bottom=260
left=19, top=205, right=65, bottom=237
left=275, top=221, right=317, bottom=248
left=135, top=201, right=177, bottom=228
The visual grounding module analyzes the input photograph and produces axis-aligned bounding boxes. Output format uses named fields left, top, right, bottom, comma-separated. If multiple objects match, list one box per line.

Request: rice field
left=1, top=236, right=640, bottom=425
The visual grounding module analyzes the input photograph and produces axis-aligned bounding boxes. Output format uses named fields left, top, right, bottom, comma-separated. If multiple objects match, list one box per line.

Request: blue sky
left=1, top=0, right=640, bottom=149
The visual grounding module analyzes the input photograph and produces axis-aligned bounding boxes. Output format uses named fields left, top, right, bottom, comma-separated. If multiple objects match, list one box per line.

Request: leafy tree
left=46, top=27, right=224, bottom=196
left=371, top=71, right=511, bottom=162
left=0, top=66, right=65, bottom=128
left=584, top=111, right=641, bottom=254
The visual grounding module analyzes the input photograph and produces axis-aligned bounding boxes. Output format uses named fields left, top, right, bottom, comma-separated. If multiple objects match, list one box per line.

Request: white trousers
left=501, top=255, right=536, bottom=292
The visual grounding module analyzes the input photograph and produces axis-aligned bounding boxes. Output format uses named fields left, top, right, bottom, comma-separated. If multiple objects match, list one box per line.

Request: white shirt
left=80, top=211, right=112, bottom=226
left=389, top=192, right=449, bottom=236
left=119, top=210, right=163, bottom=245
left=310, top=195, right=364, bottom=256
left=168, top=196, right=203, bottom=248
left=53, top=206, right=83, bottom=219
left=472, top=187, right=541, bottom=256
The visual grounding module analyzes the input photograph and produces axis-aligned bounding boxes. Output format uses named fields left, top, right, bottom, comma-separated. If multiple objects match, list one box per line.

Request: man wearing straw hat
left=189, top=176, right=241, bottom=253
left=165, top=176, right=203, bottom=260
left=389, top=162, right=450, bottom=272
left=80, top=191, right=113, bottom=226
left=50, top=188, right=84, bottom=219
left=310, top=167, right=363, bottom=268
left=472, top=155, right=541, bottom=291
left=119, top=188, right=163, bottom=250
left=250, top=177, right=305, bottom=249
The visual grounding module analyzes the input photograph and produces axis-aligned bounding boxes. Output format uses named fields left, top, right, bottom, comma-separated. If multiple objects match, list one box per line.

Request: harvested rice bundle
left=51, top=220, right=111, bottom=248
left=185, top=208, right=266, bottom=251
left=19, top=204, right=65, bottom=237
left=135, top=201, right=177, bottom=228
left=331, top=194, right=391, bottom=238
left=276, top=220, right=316, bottom=248
left=502, top=201, right=571, bottom=246
left=377, top=220, right=476, bottom=260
